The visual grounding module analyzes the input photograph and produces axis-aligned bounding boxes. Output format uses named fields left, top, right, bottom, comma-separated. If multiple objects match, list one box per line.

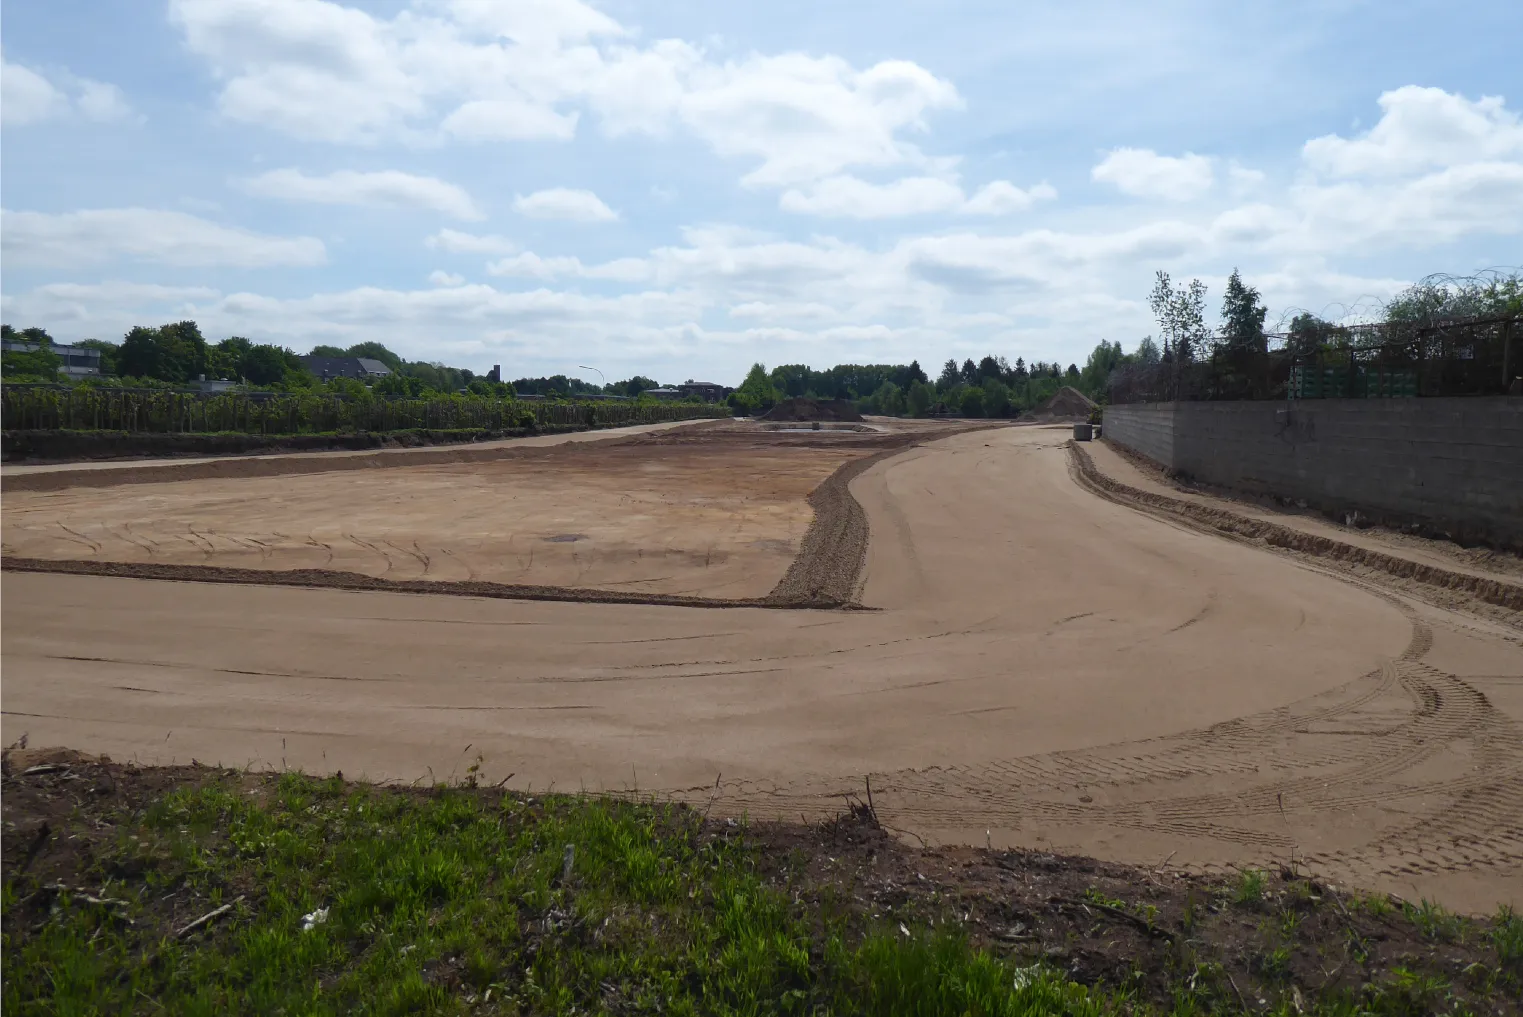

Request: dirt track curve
left=3, top=424, right=1520, bottom=912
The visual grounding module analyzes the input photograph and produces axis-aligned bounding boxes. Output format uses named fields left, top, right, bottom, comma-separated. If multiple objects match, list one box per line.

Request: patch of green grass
left=1233, top=868, right=1266, bottom=907
left=6, top=772, right=1516, bottom=1017
left=0, top=774, right=1136, bottom=1016
left=1404, top=897, right=1464, bottom=944
left=1354, top=891, right=1394, bottom=919
left=1491, top=904, right=1522, bottom=974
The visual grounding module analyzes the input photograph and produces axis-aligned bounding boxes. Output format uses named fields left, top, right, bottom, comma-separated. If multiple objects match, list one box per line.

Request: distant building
left=643, top=387, right=682, bottom=399
left=677, top=381, right=731, bottom=402
left=1, top=340, right=103, bottom=378
left=301, top=355, right=393, bottom=381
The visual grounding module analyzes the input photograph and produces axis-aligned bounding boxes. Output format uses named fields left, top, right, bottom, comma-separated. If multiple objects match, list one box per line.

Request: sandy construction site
left=4, top=419, right=1521, bottom=912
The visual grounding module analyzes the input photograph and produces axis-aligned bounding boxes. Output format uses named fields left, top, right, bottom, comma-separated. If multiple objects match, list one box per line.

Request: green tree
left=75, top=338, right=119, bottom=375
left=732, top=362, right=780, bottom=415
left=1148, top=271, right=1209, bottom=362
left=936, top=359, right=960, bottom=392
left=116, top=321, right=208, bottom=382
left=958, top=386, right=985, bottom=417
left=614, top=375, right=659, bottom=398
left=240, top=344, right=293, bottom=386
left=907, top=380, right=933, bottom=417
left=1286, top=313, right=1334, bottom=359
left=343, top=342, right=404, bottom=372
left=981, top=378, right=1011, bottom=417
left=1079, top=340, right=1127, bottom=397
left=1219, top=268, right=1268, bottom=356
left=374, top=372, right=426, bottom=397
left=866, top=380, right=904, bottom=416
left=1, top=325, right=62, bottom=379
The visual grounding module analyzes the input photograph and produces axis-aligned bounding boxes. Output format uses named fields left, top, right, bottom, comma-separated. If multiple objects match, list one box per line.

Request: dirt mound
left=761, top=398, right=863, bottom=423
left=1019, top=386, right=1096, bottom=422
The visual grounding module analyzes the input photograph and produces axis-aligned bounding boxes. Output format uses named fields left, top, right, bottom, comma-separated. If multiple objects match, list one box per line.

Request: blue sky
left=3, top=0, right=1520, bottom=385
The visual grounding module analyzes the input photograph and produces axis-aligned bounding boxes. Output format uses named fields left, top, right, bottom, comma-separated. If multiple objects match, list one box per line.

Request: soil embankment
left=762, top=397, right=864, bottom=422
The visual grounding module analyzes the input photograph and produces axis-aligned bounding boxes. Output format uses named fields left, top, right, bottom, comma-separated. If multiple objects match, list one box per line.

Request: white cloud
left=1092, top=148, right=1214, bottom=201
left=513, top=187, right=618, bottom=221
left=2, top=59, right=68, bottom=125
left=1303, top=86, right=1523, bottom=179
left=670, top=55, right=962, bottom=187
left=441, top=98, right=579, bottom=141
left=1, top=208, right=326, bottom=268
left=962, top=180, right=1058, bottom=216
left=426, top=229, right=517, bottom=255
left=779, top=176, right=965, bottom=218
left=487, top=251, right=586, bottom=279
left=168, top=0, right=962, bottom=191
left=428, top=270, right=465, bottom=286
left=72, top=80, right=136, bottom=123
left=1, top=56, right=137, bottom=125
left=778, top=175, right=1055, bottom=218
left=240, top=168, right=482, bottom=219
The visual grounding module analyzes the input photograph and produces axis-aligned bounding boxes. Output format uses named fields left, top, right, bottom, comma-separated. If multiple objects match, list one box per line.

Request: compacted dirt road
left=4, top=425, right=1520, bottom=911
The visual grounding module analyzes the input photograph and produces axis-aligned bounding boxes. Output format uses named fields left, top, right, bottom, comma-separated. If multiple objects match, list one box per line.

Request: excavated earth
left=3, top=420, right=1520, bottom=914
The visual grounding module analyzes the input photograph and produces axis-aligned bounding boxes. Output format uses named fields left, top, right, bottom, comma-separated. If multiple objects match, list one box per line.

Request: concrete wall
left=1102, top=398, right=1523, bottom=548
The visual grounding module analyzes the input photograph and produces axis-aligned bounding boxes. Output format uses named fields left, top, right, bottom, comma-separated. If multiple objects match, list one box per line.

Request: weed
left=1254, top=943, right=1293, bottom=982
left=1404, top=897, right=1463, bottom=943
left=1355, top=891, right=1393, bottom=919
left=1233, top=868, right=1266, bottom=906
left=1491, top=904, right=1522, bottom=975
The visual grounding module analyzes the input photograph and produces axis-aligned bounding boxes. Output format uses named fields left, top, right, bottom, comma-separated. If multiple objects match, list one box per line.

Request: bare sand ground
left=4, top=425, right=1520, bottom=911
left=2, top=428, right=873, bottom=599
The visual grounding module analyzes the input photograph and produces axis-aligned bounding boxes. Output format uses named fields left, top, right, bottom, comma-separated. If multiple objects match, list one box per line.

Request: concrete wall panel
left=1102, top=398, right=1523, bottom=548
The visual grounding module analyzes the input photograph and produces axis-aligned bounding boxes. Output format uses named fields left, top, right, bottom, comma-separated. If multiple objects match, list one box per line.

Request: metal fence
left=1108, top=315, right=1520, bottom=404
left=1, top=387, right=728, bottom=434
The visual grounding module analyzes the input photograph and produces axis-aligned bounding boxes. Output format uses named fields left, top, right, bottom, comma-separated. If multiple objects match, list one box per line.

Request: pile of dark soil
left=761, top=397, right=864, bottom=423
left=1019, top=386, right=1097, bottom=422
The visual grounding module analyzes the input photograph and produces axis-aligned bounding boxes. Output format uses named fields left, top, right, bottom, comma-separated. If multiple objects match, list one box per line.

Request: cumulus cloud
left=428, top=270, right=465, bottom=286
left=168, top=0, right=960, bottom=190
left=1092, top=148, right=1214, bottom=201
left=486, top=251, right=587, bottom=279
left=779, top=176, right=965, bottom=218
left=426, top=229, right=517, bottom=254
left=1, top=208, right=326, bottom=268
left=1, top=56, right=137, bottom=126
left=240, top=168, right=482, bottom=219
left=1303, top=85, right=1523, bottom=179
left=962, top=180, right=1059, bottom=216
left=778, top=175, right=1055, bottom=218
left=441, top=98, right=579, bottom=141
left=513, top=187, right=618, bottom=221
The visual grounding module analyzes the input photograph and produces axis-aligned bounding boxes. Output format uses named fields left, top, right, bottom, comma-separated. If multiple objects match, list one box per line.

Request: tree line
left=0, top=324, right=686, bottom=403
left=5, top=268, right=1515, bottom=410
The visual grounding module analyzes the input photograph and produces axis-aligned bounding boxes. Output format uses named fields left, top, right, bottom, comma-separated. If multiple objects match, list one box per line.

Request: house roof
left=301, top=355, right=391, bottom=378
